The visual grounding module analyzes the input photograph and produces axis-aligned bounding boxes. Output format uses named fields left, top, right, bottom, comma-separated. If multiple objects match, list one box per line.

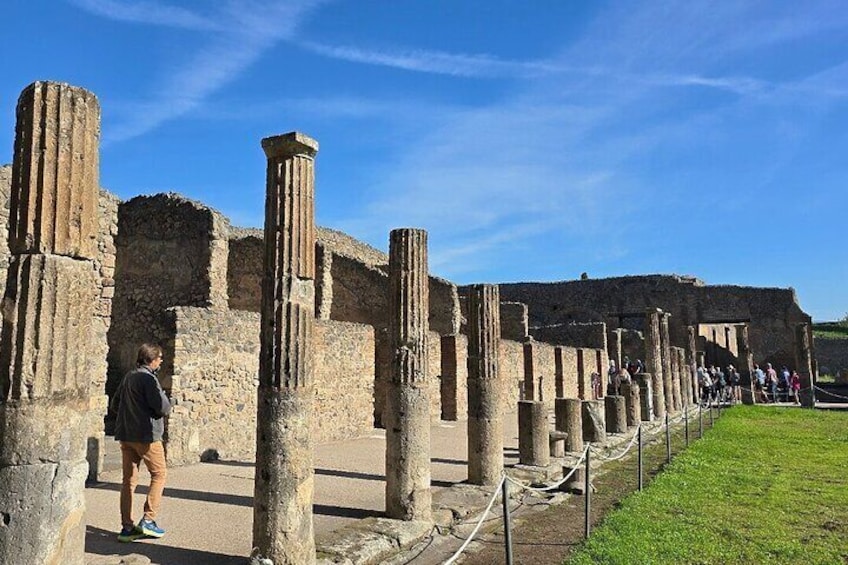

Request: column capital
left=262, top=132, right=319, bottom=159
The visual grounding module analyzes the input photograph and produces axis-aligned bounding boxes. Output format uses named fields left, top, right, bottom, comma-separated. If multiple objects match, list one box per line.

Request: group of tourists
left=602, top=356, right=804, bottom=406
left=697, top=362, right=802, bottom=405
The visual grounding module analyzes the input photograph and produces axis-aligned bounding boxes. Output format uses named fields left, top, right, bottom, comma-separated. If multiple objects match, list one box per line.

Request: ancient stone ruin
left=0, top=81, right=821, bottom=563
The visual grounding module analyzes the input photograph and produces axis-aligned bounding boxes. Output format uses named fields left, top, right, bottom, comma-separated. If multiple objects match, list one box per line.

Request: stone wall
left=106, top=194, right=230, bottom=396
left=497, top=275, right=810, bottom=368
left=498, top=339, right=584, bottom=410
left=166, top=308, right=375, bottom=465
left=530, top=321, right=607, bottom=349
left=86, top=189, right=119, bottom=479
left=698, top=323, right=739, bottom=368
left=500, top=302, right=529, bottom=340
left=814, top=337, right=848, bottom=377
left=226, top=228, right=262, bottom=312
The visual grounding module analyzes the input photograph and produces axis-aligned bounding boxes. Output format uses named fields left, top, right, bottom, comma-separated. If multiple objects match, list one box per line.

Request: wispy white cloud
left=68, top=0, right=220, bottom=30
left=70, top=0, right=327, bottom=143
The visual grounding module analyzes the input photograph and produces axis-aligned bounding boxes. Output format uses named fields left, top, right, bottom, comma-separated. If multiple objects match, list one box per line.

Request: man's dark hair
left=136, top=343, right=163, bottom=367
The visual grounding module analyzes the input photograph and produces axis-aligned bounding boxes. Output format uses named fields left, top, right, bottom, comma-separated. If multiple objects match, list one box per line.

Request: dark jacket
left=111, top=366, right=171, bottom=443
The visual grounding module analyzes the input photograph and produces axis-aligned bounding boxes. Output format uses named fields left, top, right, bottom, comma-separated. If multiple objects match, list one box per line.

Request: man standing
left=111, top=343, right=171, bottom=542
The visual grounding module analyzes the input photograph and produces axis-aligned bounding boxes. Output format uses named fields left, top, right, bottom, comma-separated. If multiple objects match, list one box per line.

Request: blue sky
left=2, top=1, right=846, bottom=321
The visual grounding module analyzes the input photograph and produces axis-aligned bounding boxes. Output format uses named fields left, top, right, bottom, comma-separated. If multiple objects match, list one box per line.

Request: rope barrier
left=442, top=474, right=506, bottom=565
left=814, top=385, right=848, bottom=400
left=506, top=445, right=590, bottom=493
left=591, top=426, right=641, bottom=462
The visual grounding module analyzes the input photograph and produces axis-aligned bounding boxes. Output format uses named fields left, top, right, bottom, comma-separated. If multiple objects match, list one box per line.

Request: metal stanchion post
left=501, top=478, right=513, bottom=565
left=637, top=425, right=643, bottom=491
left=584, top=446, right=591, bottom=539
left=699, top=403, right=703, bottom=438
left=710, top=404, right=714, bottom=426
left=684, top=404, right=689, bottom=448
left=665, top=412, right=671, bottom=464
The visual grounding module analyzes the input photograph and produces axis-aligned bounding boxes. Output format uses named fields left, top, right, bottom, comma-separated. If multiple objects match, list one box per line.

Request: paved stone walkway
left=84, top=416, right=522, bottom=564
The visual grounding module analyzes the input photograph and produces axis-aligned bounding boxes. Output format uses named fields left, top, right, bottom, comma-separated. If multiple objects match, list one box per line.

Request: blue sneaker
left=138, top=518, right=165, bottom=538
left=117, top=525, right=143, bottom=542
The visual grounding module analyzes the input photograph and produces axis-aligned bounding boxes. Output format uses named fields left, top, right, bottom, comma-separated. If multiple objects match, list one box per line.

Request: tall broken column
left=253, top=132, right=318, bottom=564
left=0, top=81, right=101, bottom=565
left=660, top=311, right=676, bottom=414
left=466, top=284, right=503, bottom=486
left=645, top=309, right=666, bottom=418
left=687, top=326, right=699, bottom=403
left=385, top=229, right=432, bottom=521
left=554, top=346, right=565, bottom=398
left=736, top=324, right=756, bottom=405
left=577, top=349, right=586, bottom=399
left=795, top=323, right=815, bottom=407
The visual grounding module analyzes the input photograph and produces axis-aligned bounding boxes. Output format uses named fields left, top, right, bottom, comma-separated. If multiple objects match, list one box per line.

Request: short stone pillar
left=385, top=229, right=432, bottom=521
left=0, top=82, right=101, bottom=565
left=605, top=396, right=627, bottom=434
left=645, top=309, right=666, bottom=418
left=621, top=381, right=641, bottom=427
left=581, top=399, right=606, bottom=443
left=636, top=373, right=654, bottom=422
left=555, top=398, right=583, bottom=454
left=518, top=400, right=549, bottom=467
left=253, top=132, right=319, bottom=564
left=466, top=284, right=503, bottom=486
left=670, top=348, right=682, bottom=412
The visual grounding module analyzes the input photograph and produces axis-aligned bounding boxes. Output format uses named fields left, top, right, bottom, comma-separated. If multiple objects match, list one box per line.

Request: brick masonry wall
left=498, top=339, right=587, bottom=410
left=226, top=230, right=262, bottom=312
left=167, top=308, right=376, bottom=466
left=530, top=321, right=607, bottom=349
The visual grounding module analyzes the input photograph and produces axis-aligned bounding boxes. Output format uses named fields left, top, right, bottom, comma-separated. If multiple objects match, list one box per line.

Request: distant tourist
left=591, top=371, right=602, bottom=399
left=727, top=364, right=741, bottom=403
left=766, top=363, right=779, bottom=403
left=111, top=343, right=171, bottom=543
left=608, top=359, right=619, bottom=395
left=753, top=364, right=768, bottom=403
left=780, top=366, right=792, bottom=402
left=790, top=370, right=801, bottom=404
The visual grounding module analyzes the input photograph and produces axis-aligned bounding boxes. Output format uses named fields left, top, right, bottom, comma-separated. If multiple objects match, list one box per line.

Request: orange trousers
left=120, top=441, right=167, bottom=527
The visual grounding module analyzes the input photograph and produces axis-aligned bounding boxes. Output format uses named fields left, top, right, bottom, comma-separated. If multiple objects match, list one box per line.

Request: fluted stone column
left=736, top=325, right=756, bottom=405
left=645, top=309, right=665, bottom=418
left=557, top=398, right=583, bottom=453
left=467, top=284, right=502, bottom=485
left=253, top=132, right=318, bottom=564
left=518, top=400, right=549, bottom=467
left=621, top=381, right=641, bottom=426
left=676, top=347, right=695, bottom=406
left=796, top=323, right=815, bottom=407
left=385, top=229, right=432, bottom=521
left=581, top=400, right=606, bottom=443
left=670, top=347, right=682, bottom=411
left=660, top=312, right=675, bottom=414
left=687, top=326, right=699, bottom=403
left=605, top=396, right=627, bottom=433
left=0, top=82, right=101, bottom=565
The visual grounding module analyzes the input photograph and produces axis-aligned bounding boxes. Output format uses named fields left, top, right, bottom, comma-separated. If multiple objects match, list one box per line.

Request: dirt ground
left=459, top=419, right=705, bottom=565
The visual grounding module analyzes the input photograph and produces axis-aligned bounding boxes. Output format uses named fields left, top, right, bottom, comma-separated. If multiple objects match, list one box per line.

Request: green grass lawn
left=568, top=406, right=848, bottom=564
